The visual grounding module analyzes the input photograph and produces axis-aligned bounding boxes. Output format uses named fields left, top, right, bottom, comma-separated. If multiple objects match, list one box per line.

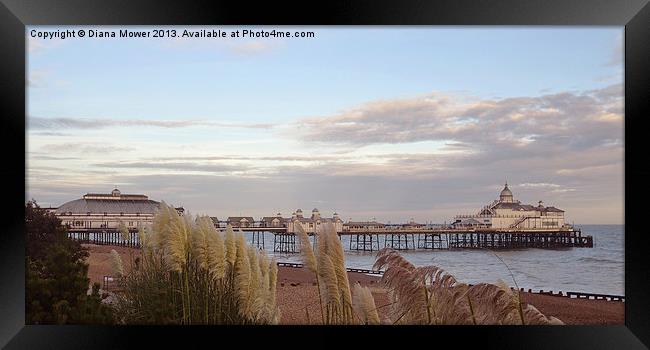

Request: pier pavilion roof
left=492, top=202, right=537, bottom=211
left=542, top=206, right=565, bottom=212
left=490, top=201, right=564, bottom=213
left=227, top=216, right=255, bottom=223
left=55, top=197, right=160, bottom=215
left=262, top=216, right=287, bottom=223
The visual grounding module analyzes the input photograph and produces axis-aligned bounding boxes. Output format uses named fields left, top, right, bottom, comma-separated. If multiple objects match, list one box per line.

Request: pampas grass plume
left=110, top=249, right=124, bottom=277
left=225, top=225, right=237, bottom=266
left=295, top=222, right=317, bottom=273
left=352, top=283, right=380, bottom=325
left=118, top=221, right=130, bottom=241
left=234, top=233, right=251, bottom=311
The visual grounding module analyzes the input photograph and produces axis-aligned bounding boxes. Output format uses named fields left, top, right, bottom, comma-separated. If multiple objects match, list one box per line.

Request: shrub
left=113, top=202, right=279, bottom=324
left=25, top=200, right=113, bottom=324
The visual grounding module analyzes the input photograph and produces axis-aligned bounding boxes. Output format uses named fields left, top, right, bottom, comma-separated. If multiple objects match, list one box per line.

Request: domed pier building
left=284, top=208, right=344, bottom=233
left=53, top=188, right=183, bottom=232
left=453, top=183, right=567, bottom=230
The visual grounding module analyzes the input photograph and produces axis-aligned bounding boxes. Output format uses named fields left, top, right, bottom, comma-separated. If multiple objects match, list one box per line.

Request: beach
left=84, top=244, right=623, bottom=325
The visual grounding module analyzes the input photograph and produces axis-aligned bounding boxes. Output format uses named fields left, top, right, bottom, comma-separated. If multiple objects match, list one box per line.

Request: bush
left=113, top=202, right=279, bottom=325
left=25, top=201, right=114, bottom=324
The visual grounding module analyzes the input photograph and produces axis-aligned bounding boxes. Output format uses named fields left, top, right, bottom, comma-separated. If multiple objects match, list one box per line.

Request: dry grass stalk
left=110, top=249, right=124, bottom=277
left=374, top=248, right=564, bottom=325
left=118, top=221, right=130, bottom=242
left=352, top=283, right=380, bottom=325
left=114, top=202, right=279, bottom=325
left=296, top=222, right=361, bottom=324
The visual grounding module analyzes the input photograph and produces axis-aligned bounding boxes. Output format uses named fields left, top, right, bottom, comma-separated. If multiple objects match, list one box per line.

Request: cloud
left=148, top=155, right=350, bottom=162
left=28, top=117, right=274, bottom=130
left=551, top=188, right=577, bottom=193
left=27, top=35, right=64, bottom=54
left=27, top=69, right=71, bottom=89
left=41, top=143, right=135, bottom=153
left=296, top=84, right=623, bottom=154
left=27, top=145, right=623, bottom=223
left=91, top=161, right=250, bottom=174
left=28, top=69, right=47, bottom=87
left=519, top=183, right=561, bottom=188
left=30, top=131, right=72, bottom=137
left=26, top=84, right=623, bottom=224
left=28, top=154, right=80, bottom=161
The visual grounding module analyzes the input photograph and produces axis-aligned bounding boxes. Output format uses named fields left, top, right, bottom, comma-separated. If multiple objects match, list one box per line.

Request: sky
left=26, top=26, right=624, bottom=224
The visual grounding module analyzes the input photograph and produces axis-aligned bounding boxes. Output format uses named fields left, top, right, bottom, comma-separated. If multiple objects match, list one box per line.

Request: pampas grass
left=137, top=226, right=150, bottom=252
left=296, top=222, right=357, bottom=324
left=110, top=249, right=124, bottom=277
left=114, top=202, right=279, bottom=325
left=118, top=221, right=130, bottom=242
left=352, top=283, right=380, bottom=325
left=373, top=248, right=564, bottom=325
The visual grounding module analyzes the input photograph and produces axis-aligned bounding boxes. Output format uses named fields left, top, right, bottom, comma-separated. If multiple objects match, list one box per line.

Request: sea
left=262, top=224, right=624, bottom=296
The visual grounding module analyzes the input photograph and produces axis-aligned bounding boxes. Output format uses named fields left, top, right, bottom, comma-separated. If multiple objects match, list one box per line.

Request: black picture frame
left=1, top=0, right=648, bottom=348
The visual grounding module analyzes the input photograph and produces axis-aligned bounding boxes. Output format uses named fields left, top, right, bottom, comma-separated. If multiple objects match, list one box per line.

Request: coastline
left=84, top=244, right=623, bottom=325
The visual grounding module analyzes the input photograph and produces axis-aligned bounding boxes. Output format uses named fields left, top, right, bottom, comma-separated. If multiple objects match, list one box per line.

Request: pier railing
left=71, top=227, right=593, bottom=252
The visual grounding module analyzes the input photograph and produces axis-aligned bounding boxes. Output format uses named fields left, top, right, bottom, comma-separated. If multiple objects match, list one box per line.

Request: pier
left=67, top=230, right=140, bottom=248
left=68, top=226, right=593, bottom=253
left=342, top=227, right=592, bottom=252
left=59, top=184, right=594, bottom=253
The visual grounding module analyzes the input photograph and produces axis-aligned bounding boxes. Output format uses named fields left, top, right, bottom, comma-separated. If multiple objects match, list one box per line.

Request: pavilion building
left=453, top=183, right=567, bottom=229
left=53, top=188, right=183, bottom=231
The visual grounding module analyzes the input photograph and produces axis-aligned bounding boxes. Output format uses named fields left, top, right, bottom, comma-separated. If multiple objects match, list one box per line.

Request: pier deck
left=67, top=227, right=593, bottom=253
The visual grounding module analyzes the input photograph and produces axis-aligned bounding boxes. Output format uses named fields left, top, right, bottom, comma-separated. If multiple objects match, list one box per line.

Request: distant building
left=453, top=183, right=567, bottom=229
left=401, top=218, right=425, bottom=230
left=285, top=208, right=343, bottom=233
left=260, top=212, right=287, bottom=228
left=343, top=221, right=386, bottom=231
left=453, top=218, right=489, bottom=229
left=226, top=216, right=255, bottom=228
left=54, top=188, right=183, bottom=231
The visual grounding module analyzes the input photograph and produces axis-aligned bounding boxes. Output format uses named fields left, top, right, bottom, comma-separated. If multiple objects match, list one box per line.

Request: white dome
left=499, top=183, right=514, bottom=202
